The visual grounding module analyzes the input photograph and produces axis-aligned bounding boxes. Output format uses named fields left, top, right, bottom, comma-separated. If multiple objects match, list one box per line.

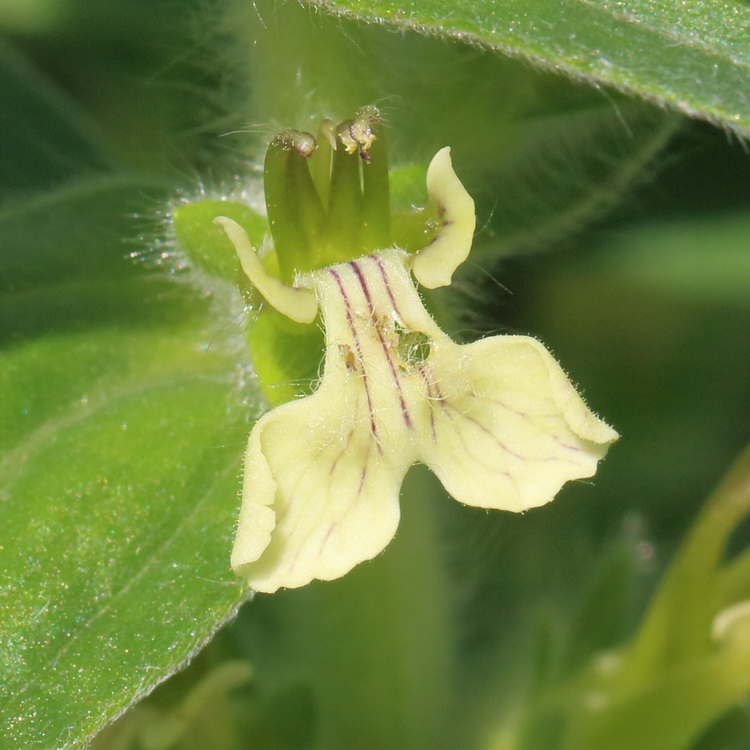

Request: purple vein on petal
left=349, top=259, right=414, bottom=430
left=329, top=266, right=382, bottom=452
left=417, top=364, right=438, bottom=442
left=373, top=255, right=403, bottom=319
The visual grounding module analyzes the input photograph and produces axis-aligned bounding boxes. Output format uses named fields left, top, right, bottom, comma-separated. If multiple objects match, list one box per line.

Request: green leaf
left=0, top=178, right=254, bottom=749
left=0, top=37, right=109, bottom=196
left=0, top=176, right=161, bottom=297
left=237, top=0, right=678, bottom=258
left=304, top=0, right=750, bottom=137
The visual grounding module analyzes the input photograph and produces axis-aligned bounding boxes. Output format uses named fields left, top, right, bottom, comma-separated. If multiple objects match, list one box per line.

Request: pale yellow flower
left=216, top=148, right=617, bottom=593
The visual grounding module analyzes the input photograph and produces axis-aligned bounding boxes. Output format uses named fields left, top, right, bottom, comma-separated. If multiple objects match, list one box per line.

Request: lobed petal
left=412, top=147, right=476, bottom=289
left=417, top=335, right=618, bottom=512
left=231, top=357, right=411, bottom=593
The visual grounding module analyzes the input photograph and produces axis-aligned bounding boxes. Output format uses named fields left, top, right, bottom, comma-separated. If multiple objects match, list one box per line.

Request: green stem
left=562, top=645, right=750, bottom=750
left=551, top=445, right=750, bottom=750
left=624, top=443, right=750, bottom=680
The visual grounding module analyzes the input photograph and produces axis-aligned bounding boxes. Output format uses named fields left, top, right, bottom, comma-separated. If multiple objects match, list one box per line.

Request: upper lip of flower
left=214, top=146, right=618, bottom=593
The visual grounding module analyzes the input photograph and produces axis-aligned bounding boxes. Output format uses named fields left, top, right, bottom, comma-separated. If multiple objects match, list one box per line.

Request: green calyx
left=264, top=105, right=391, bottom=283
left=172, top=106, right=438, bottom=286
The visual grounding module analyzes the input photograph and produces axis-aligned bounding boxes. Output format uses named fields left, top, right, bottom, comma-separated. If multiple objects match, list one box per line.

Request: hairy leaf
left=306, top=0, right=750, bottom=136
left=0, top=177, right=253, bottom=749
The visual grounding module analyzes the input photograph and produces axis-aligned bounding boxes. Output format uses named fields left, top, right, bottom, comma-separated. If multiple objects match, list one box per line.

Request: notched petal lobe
left=417, top=336, right=618, bottom=512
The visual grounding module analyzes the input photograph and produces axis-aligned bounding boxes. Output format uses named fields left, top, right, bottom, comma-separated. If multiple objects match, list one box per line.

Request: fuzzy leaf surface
left=0, top=177, right=252, bottom=749
left=308, top=0, right=750, bottom=136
